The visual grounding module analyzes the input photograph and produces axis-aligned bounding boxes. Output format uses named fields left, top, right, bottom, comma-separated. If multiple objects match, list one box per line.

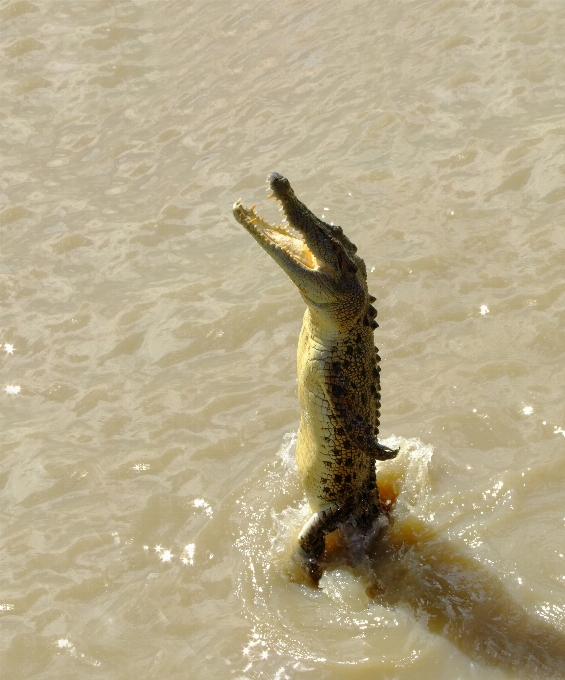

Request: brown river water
left=2, top=0, right=565, bottom=678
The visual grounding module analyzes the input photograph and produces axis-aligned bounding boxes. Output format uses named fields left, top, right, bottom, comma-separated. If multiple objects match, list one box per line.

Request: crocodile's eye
left=332, top=241, right=358, bottom=276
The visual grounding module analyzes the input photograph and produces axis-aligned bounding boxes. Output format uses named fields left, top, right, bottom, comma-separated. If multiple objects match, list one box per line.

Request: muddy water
left=2, top=0, right=565, bottom=678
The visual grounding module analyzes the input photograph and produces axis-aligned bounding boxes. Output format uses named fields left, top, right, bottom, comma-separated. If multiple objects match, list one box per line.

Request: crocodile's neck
left=301, top=307, right=344, bottom=347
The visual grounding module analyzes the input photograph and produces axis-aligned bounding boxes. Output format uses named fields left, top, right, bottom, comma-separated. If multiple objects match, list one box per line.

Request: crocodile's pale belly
left=295, top=314, right=376, bottom=509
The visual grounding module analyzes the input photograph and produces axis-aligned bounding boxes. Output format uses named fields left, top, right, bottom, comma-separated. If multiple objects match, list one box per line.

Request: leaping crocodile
left=233, top=173, right=398, bottom=583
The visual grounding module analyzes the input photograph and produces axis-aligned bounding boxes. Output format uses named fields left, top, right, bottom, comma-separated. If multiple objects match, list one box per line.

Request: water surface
left=2, top=0, right=565, bottom=678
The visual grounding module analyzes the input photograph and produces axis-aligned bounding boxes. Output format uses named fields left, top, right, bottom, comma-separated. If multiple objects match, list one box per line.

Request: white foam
left=276, top=431, right=298, bottom=471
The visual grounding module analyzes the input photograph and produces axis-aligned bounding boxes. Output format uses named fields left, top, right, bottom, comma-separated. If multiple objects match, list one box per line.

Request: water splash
left=234, top=432, right=565, bottom=678
left=233, top=433, right=435, bottom=676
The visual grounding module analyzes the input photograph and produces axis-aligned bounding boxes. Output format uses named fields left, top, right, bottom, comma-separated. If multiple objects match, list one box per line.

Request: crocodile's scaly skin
left=233, top=173, right=397, bottom=581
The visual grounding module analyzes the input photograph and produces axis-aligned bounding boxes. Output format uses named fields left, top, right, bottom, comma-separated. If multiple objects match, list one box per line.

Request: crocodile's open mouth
left=233, top=199, right=317, bottom=270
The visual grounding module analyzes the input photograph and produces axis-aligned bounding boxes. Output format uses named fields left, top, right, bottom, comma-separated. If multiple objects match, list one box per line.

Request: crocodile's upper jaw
left=233, top=173, right=368, bottom=326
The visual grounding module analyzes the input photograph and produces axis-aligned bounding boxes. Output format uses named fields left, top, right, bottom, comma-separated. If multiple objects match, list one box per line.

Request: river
left=2, top=0, right=565, bottom=678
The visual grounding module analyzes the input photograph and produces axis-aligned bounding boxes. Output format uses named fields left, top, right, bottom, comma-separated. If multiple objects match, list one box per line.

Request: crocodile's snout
left=268, top=172, right=292, bottom=198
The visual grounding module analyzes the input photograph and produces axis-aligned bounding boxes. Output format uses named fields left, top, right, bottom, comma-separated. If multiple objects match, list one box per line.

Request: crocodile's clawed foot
left=373, top=442, right=399, bottom=460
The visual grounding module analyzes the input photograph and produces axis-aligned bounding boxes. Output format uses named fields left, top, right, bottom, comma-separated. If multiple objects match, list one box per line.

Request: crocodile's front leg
left=372, top=441, right=399, bottom=460
left=323, top=373, right=399, bottom=461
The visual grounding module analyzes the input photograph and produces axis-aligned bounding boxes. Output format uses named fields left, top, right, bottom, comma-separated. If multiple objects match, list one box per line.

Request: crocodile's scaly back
left=233, top=173, right=397, bottom=583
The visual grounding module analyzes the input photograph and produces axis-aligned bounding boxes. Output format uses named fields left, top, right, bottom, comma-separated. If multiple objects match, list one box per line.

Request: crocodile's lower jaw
left=233, top=199, right=317, bottom=270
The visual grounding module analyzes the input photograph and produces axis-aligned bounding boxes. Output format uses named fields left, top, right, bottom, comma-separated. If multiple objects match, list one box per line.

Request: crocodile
left=233, top=172, right=398, bottom=582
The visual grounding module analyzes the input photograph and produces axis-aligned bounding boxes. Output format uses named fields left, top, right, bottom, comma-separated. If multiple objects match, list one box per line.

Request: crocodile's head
left=233, top=173, right=372, bottom=330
